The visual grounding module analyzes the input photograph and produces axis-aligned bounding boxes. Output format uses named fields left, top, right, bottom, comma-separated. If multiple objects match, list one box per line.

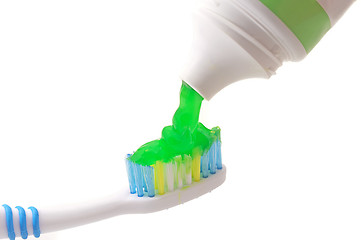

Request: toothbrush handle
left=39, top=192, right=135, bottom=234
left=0, top=192, right=139, bottom=239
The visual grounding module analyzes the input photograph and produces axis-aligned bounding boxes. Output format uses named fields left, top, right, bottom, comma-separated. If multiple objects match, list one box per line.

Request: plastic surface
left=2, top=205, right=15, bottom=240
left=15, top=207, right=28, bottom=239
left=181, top=0, right=306, bottom=100
left=1, top=205, right=39, bottom=240
left=317, top=0, right=355, bottom=25
left=181, top=9, right=268, bottom=100
left=28, top=207, right=40, bottom=238
left=0, top=166, right=226, bottom=239
left=259, top=0, right=331, bottom=53
left=181, top=0, right=355, bottom=100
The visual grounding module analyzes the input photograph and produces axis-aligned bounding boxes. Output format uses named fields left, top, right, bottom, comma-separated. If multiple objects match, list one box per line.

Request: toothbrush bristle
left=125, top=139, right=222, bottom=197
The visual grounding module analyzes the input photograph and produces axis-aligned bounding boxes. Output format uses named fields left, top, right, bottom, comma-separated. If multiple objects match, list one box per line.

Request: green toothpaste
left=130, top=81, right=220, bottom=166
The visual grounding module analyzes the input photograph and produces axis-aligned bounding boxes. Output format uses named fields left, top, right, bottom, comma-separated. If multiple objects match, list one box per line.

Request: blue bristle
left=209, top=143, right=217, bottom=174
left=142, top=169, right=148, bottom=192
left=125, top=157, right=136, bottom=194
left=134, top=163, right=144, bottom=197
left=143, top=165, right=155, bottom=197
left=216, top=140, right=222, bottom=169
left=201, top=152, right=209, bottom=178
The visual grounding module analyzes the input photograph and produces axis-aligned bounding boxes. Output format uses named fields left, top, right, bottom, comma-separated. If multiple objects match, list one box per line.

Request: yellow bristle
left=155, top=161, right=165, bottom=195
left=192, top=154, right=201, bottom=182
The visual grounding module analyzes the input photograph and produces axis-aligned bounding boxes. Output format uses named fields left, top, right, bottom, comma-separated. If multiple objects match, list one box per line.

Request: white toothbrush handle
left=0, top=192, right=120, bottom=239
left=39, top=192, right=142, bottom=234
left=0, top=167, right=226, bottom=239
left=0, top=191, right=149, bottom=239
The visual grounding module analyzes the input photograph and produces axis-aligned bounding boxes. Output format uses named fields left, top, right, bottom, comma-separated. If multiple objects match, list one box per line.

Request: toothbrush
left=0, top=165, right=225, bottom=240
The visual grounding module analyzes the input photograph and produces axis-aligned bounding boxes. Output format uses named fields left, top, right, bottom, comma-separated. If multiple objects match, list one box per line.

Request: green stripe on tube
left=259, top=0, right=331, bottom=53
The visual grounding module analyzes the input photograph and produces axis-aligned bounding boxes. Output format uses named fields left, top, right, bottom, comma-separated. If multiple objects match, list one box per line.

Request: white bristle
left=165, top=163, right=175, bottom=192
left=178, top=163, right=184, bottom=189
left=186, top=172, right=192, bottom=185
left=184, top=155, right=193, bottom=185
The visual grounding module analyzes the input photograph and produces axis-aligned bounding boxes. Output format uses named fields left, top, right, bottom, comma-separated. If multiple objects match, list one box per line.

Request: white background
left=0, top=1, right=360, bottom=240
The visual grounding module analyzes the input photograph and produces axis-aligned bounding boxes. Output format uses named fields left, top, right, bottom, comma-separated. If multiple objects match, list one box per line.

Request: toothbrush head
left=125, top=136, right=224, bottom=199
left=123, top=165, right=226, bottom=214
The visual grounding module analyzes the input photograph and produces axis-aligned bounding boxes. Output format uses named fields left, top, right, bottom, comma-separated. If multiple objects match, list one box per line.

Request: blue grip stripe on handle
left=15, top=206, right=29, bottom=239
left=28, top=207, right=41, bottom=238
left=2, top=204, right=16, bottom=240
